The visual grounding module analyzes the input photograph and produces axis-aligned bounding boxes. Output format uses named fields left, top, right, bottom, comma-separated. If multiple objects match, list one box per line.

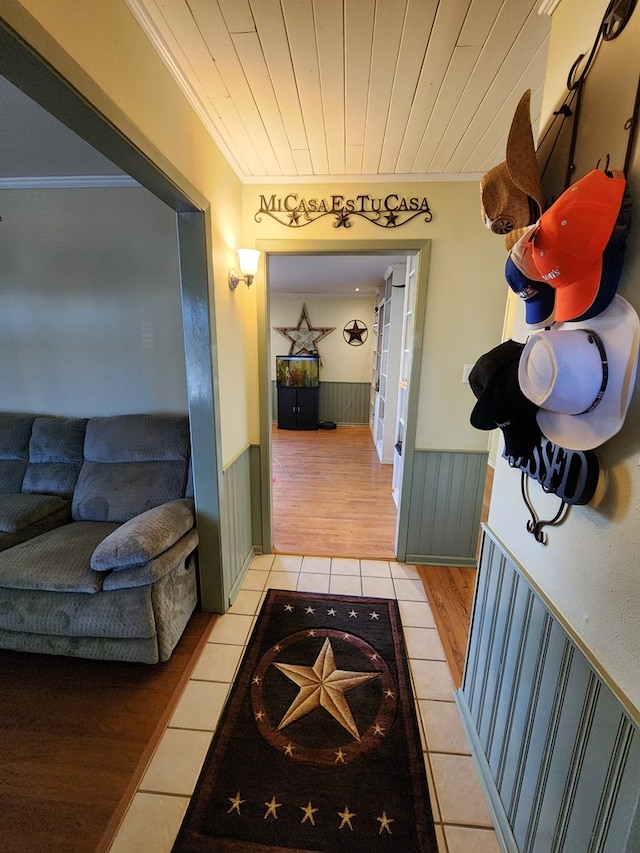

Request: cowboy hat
left=480, top=90, right=544, bottom=234
left=517, top=295, right=639, bottom=450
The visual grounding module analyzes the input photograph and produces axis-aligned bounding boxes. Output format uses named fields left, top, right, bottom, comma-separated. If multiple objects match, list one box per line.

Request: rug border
left=172, top=590, right=437, bottom=853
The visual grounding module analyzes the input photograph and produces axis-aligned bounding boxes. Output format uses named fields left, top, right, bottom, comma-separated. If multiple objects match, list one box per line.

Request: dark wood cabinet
left=277, top=386, right=319, bottom=430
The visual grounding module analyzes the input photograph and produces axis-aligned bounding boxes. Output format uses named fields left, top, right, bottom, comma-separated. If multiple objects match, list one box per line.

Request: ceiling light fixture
left=229, top=248, right=261, bottom=290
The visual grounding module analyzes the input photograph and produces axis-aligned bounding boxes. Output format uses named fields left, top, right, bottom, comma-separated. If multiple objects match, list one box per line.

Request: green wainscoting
left=220, top=446, right=255, bottom=609
left=457, top=527, right=640, bottom=853
left=402, top=449, right=487, bottom=566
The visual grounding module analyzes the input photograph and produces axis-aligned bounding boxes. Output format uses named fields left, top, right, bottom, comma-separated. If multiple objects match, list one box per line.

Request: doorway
left=256, top=239, right=430, bottom=562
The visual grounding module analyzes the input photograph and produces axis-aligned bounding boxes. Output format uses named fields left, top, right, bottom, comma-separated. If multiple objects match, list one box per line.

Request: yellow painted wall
left=243, top=181, right=508, bottom=450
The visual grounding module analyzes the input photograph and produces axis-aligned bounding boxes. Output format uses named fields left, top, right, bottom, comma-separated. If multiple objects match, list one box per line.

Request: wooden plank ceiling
left=125, top=0, right=551, bottom=183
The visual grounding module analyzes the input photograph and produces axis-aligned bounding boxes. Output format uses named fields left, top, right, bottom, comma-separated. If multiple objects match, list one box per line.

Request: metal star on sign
left=273, top=637, right=379, bottom=740
left=274, top=302, right=335, bottom=355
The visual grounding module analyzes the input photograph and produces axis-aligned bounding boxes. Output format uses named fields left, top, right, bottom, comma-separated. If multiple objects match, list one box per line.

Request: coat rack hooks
left=520, top=472, right=570, bottom=545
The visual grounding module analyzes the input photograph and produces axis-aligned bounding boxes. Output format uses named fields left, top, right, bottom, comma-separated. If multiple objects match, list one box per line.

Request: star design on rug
left=274, top=303, right=335, bottom=355
left=348, top=610, right=358, bottom=618
left=227, top=792, right=245, bottom=815
left=377, top=810, right=394, bottom=834
left=370, top=611, right=380, bottom=620
left=300, top=801, right=319, bottom=825
left=264, top=795, right=282, bottom=819
left=273, top=637, right=379, bottom=740
left=327, top=608, right=337, bottom=616
left=284, top=604, right=294, bottom=612
left=338, top=806, right=356, bottom=830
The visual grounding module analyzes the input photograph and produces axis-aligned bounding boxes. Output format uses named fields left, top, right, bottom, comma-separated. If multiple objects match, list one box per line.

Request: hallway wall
left=488, top=0, right=640, bottom=712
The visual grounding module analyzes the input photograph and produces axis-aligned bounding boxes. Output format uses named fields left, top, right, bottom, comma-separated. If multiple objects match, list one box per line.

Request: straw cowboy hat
left=517, top=295, right=640, bottom=450
left=480, top=90, right=544, bottom=234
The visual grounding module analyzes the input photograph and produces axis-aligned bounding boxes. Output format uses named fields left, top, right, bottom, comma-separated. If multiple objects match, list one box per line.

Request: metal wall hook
left=521, top=473, right=570, bottom=545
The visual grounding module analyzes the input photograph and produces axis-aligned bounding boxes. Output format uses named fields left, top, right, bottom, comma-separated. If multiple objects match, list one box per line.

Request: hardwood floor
left=271, top=423, right=488, bottom=687
left=271, top=424, right=397, bottom=558
left=417, top=564, right=476, bottom=689
left=0, top=612, right=212, bottom=853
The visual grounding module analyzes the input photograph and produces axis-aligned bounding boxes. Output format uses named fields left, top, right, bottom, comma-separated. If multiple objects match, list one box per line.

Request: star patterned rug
left=172, top=590, right=437, bottom=853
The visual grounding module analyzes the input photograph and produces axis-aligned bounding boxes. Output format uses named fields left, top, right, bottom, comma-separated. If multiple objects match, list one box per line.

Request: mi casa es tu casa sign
left=255, top=192, right=433, bottom=229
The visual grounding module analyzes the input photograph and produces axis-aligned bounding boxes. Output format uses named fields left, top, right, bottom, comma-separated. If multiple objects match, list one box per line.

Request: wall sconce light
left=229, top=248, right=261, bottom=290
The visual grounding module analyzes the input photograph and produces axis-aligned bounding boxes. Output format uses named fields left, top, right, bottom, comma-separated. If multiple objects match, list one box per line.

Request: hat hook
left=596, top=153, right=611, bottom=174
left=520, top=472, right=570, bottom=545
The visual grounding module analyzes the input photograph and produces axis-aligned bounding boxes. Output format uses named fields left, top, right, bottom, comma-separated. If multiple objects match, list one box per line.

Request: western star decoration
left=343, top=320, right=368, bottom=345
left=172, top=590, right=437, bottom=853
left=275, top=303, right=335, bottom=355
left=255, top=192, right=433, bottom=229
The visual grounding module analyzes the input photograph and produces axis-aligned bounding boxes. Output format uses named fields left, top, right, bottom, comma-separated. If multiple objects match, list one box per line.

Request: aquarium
left=276, top=355, right=320, bottom=388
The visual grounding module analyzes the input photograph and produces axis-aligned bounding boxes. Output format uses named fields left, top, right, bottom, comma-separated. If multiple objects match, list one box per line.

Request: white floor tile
left=140, top=728, right=213, bottom=795
left=362, top=575, right=396, bottom=598
left=241, top=569, right=269, bottom=591
left=301, top=556, right=331, bottom=573
left=398, top=600, right=436, bottom=629
left=409, top=659, right=456, bottom=701
left=330, top=557, right=361, bottom=576
left=393, top=577, right=427, bottom=601
left=191, top=643, right=244, bottom=682
left=272, top=554, right=303, bottom=572
left=431, top=753, right=493, bottom=827
left=108, top=792, right=188, bottom=853
left=228, top=588, right=263, bottom=616
left=404, top=626, right=447, bottom=661
left=329, top=574, right=362, bottom=595
left=445, top=825, right=501, bottom=853
left=267, top=570, right=299, bottom=591
left=360, top=559, right=391, bottom=577
left=419, top=700, right=471, bottom=755
left=206, top=613, right=253, bottom=645
left=390, top=561, right=419, bottom=579
left=296, top=572, right=330, bottom=593
left=249, top=553, right=275, bottom=572
left=169, top=680, right=231, bottom=731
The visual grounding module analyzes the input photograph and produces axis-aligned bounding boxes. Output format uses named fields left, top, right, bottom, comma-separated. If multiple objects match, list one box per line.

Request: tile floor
left=108, top=555, right=500, bottom=853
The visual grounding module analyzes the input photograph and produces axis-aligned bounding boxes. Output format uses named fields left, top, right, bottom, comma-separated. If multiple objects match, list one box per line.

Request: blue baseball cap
left=505, top=255, right=555, bottom=328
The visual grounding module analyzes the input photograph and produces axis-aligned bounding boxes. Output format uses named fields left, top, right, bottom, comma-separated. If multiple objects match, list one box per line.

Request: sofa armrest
left=91, top=498, right=195, bottom=571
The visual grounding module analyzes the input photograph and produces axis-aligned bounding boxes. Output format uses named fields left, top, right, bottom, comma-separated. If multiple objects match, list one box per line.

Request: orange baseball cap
left=528, top=169, right=626, bottom=322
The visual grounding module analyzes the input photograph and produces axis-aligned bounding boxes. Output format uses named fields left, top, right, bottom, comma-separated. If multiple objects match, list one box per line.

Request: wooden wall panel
left=404, top=449, right=487, bottom=565
left=221, top=446, right=254, bottom=608
left=458, top=528, right=640, bottom=853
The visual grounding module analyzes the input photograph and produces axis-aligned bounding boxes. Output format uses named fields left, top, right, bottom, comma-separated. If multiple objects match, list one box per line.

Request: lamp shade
left=237, top=248, right=260, bottom=278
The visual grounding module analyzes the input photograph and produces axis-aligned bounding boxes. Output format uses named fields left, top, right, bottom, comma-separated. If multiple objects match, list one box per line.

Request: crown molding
left=0, top=175, right=140, bottom=189
left=538, top=0, right=562, bottom=15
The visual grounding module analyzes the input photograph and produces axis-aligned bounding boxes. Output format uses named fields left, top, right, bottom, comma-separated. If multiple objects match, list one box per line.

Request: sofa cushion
left=0, top=413, right=36, bottom=495
left=22, top=417, right=87, bottom=498
left=72, top=414, right=191, bottom=523
left=0, top=521, right=118, bottom=593
left=91, top=498, right=195, bottom=571
left=0, top=493, right=70, bottom=533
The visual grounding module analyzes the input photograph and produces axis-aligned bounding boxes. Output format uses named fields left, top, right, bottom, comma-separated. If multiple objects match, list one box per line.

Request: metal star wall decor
left=274, top=303, right=335, bottom=355
left=343, top=319, right=368, bottom=345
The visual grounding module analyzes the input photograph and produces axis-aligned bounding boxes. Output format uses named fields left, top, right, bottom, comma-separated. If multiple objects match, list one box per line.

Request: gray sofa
left=0, top=412, right=199, bottom=663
